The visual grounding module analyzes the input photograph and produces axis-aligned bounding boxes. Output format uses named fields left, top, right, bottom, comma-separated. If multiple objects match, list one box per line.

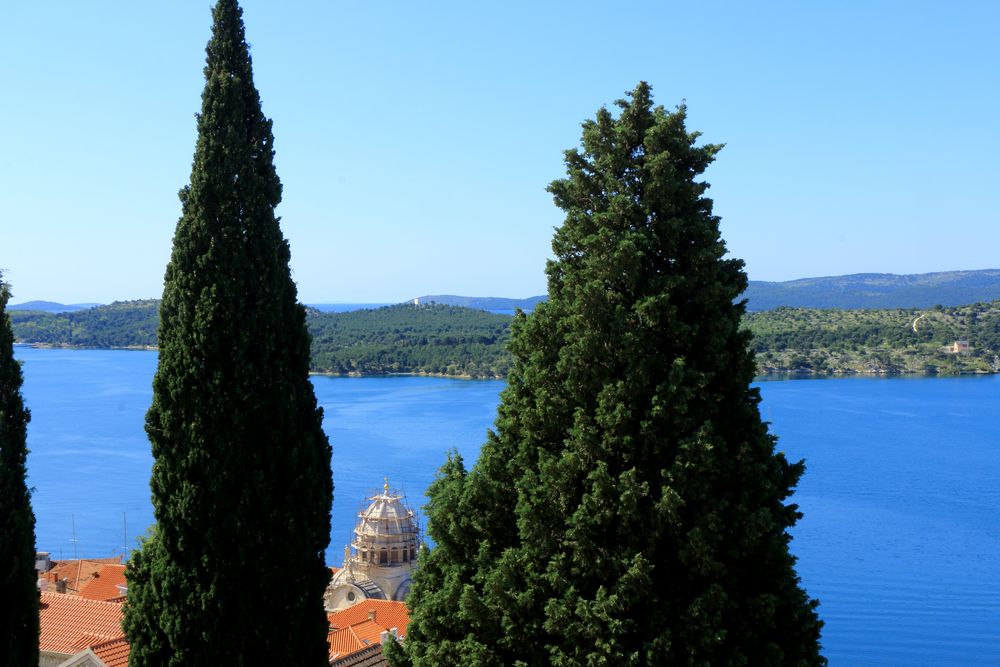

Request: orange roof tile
left=326, top=600, right=409, bottom=662
left=90, top=636, right=131, bottom=667
left=327, top=600, right=410, bottom=637
left=39, top=592, right=124, bottom=655
left=327, top=619, right=386, bottom=661
left=73, top=633, right=111, bottom=652
left=43, top=557, right=123, bottom=594
left=78, top=564, right=128, bottom=601
left=347, top=619, right=387, bottom=646
left=327, top=624, right=366, bottom=660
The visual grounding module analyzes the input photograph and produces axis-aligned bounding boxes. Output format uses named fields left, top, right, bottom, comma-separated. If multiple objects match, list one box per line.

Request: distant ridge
left=744, top=269, right=1000, bottom=311
left=15, top=269, right=1000, bottom=316
left=8, top=300, right=101, bottom=313
left=413, top=295, right=546, bottom=312
left=413, top=270, right=1000, bottom=312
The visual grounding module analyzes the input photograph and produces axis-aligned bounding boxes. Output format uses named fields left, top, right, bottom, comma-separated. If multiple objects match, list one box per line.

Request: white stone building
left=326, top=480, right=421, bottom=612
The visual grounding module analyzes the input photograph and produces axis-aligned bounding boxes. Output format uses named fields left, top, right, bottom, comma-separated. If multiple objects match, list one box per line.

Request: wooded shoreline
left=12, top=299, right=1000, bottom=378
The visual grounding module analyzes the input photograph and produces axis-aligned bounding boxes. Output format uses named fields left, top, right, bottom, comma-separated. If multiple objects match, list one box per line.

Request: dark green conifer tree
left=398, top=83, right=824, bottom=666
left=123, top=2, right=333, bottom=664
left=0, top=275, right=39, bottom=667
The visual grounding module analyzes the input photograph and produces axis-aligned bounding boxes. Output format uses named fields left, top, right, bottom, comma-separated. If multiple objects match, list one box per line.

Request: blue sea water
left=15, top=347, right=1000, bottom=664
left=761, top=376, right=1000, bottom=664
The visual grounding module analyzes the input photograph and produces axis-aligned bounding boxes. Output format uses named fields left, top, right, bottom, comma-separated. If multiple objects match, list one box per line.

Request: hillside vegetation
left=306, top=304, right=511, bottom=377
left=10, top=300, right=159, bottom=347
left=11, top=301, right=513, bottom=378
left=746, top=302, right=1000, bottom=374
left=12, top=299, right=1000, bottom=377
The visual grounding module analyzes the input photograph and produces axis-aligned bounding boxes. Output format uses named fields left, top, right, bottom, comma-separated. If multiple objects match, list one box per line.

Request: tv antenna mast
left=70, top=514, right=78, bottom=559
left=121, top=512, right=129, bottom=560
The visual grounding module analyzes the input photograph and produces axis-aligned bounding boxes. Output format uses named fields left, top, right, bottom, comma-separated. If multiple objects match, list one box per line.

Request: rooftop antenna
left=121, top=512, right=129, bottom=561
left=70, top=514, right=78, bottom=560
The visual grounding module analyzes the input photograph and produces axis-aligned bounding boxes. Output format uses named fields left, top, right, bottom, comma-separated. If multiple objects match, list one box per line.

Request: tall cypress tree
left=0, top=275, right=39, bottom=667
left=399, top=83, right=824, bottom=666
left=123, top=2, right=333, bottom=664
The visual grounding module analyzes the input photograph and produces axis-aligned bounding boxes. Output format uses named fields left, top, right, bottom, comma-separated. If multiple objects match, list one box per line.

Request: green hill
left=11, top=301, right=513, bottom=378
left=10, top=300, right=159, bottom=348
left=306, top=304, right=512, bottom=377
left=745, top=302, right=1000, bottom=374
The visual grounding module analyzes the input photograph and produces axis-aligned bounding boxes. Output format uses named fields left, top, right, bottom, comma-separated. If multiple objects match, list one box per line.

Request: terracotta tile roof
left=347, top=618, right=387, bottom=646
left=326, top=600, right=410, bottom=638
left=90, top=635, right=131, bottom=667
left=78, top=564, right=128, bottom=601
left=326, top=621, right=372, bottom=660
left=325, top=600, right=409, bottom=663
left=327, top=619, right=384, bottom=660
left=73, top=633, right=112, bottom=652
left=42, top=557, right=123, bottom=594
left=39, top=592, right=124, bottom=656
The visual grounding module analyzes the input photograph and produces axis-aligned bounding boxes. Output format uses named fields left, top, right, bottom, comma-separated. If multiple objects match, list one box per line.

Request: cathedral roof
left=354, top=480, right=419, bottom=539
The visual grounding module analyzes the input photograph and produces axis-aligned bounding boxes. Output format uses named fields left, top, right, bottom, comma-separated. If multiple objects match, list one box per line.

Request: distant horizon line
left=11, top=267, right=1000, bottom=307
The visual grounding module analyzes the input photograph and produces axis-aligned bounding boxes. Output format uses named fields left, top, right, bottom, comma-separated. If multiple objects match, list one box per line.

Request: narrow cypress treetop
left=399, top=83, right=824, bottom=666
left=123, top=2, right=333, bottom=664
left=0, top=275, right=39, bottom=667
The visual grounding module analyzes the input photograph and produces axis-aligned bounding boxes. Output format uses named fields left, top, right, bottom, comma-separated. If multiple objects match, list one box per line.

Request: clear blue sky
left=2, top=1, right=997, bottom=304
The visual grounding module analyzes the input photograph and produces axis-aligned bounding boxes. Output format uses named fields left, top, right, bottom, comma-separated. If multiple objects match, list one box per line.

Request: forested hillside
left=306, top=304, right=511, bottom=377
left=10, top=300, right=159, bottom=347
left=12, top=302, right=513, bottom=378
left=745, top=302, right=1000, bottom=374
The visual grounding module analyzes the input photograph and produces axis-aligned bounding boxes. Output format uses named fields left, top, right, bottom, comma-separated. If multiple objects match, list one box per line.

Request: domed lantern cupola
left=325, top=478, right=422, bottom=611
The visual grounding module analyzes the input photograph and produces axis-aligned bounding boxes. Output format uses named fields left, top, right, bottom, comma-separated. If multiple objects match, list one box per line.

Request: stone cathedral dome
left=325, top=479, right=421, bottom=612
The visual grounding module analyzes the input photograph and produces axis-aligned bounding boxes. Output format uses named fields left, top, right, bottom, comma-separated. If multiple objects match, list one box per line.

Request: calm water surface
left=16, top=347, right=1000, bottom=665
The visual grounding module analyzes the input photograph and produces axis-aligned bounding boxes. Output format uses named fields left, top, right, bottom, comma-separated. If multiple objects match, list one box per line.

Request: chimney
left=35, top=552, right=52, bottom=573
left=55, top=579, right=67, bottom=594
left=368, top=609, right=377, bottom=622
left=390, top=627, right=398, bottom=639
left=379, top=631, right=390, bottom=644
